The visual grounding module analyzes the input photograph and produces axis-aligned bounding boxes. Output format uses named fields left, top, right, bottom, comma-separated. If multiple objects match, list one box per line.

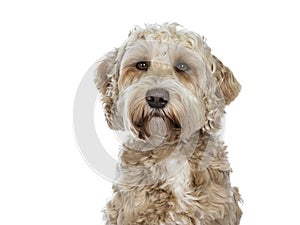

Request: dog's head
left=95, top=23, right=240, bottom=144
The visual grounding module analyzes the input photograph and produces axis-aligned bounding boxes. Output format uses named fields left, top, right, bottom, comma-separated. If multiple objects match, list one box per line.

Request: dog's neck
left=123, top=129, right=204, bottom=152
left=122, top=127, right=218, bottom=151
left=116, top=130, right=218, bottom=186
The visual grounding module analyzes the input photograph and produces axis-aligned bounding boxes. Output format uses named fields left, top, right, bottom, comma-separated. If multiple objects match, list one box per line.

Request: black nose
left=145, top=88, right=170, bottom=109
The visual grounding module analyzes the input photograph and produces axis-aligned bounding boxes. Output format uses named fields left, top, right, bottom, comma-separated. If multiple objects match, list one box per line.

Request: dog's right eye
left=136, top=61, right=149, bottom=71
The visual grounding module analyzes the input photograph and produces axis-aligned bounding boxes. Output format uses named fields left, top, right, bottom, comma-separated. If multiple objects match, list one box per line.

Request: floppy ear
left=95, top=49, right=118, bottom=95
left=94, top=49, right=119, bottom=129
left=212, top=55, right=241, bottom=105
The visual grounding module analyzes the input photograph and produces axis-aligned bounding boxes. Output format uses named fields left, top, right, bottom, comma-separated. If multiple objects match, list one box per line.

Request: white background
left=1, top=0, right=300, bottom=224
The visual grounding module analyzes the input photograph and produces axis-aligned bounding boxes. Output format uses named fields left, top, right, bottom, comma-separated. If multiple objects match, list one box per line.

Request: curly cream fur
left=95, top=23, right=242, bottom=225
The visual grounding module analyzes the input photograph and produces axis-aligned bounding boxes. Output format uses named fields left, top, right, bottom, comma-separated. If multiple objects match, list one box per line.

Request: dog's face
left=95, top=23, right=240, bottom=145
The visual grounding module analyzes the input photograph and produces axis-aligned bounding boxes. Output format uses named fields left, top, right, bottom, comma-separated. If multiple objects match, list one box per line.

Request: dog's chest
left=158, top=160, right=203, bottom=224
left=164, top=159, right=195, bottom=210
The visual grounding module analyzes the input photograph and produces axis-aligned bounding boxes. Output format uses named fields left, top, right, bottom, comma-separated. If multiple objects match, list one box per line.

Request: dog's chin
left=132, top=111, right=181, bottom=145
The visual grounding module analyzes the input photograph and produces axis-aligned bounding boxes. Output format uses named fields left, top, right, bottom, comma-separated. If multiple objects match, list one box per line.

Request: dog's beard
left=130, top=104, right=181, bottom=144
left=127, top=96, right=204, bottom=146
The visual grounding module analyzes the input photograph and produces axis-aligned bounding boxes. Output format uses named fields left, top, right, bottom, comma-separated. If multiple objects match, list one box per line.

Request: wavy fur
left=95, top=23, right=242, bottom=225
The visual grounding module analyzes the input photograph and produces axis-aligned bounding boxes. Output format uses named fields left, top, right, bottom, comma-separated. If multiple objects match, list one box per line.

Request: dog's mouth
left=132, top=109, right=181, bottom=140
left=152, top=110, right=181, bottom=128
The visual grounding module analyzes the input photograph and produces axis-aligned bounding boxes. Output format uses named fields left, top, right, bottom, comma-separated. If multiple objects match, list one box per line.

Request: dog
left=95, top=23, right=242, bottom=225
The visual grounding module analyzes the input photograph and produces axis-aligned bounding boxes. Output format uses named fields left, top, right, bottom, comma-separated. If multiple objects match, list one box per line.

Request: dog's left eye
left=136, top=61, right=149, bottom=71
left=175, top=62, right=189, bottom=72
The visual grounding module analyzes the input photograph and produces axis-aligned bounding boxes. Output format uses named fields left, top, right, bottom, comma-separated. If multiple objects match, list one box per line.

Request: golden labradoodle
left=95, top=23, right=242, bottom=225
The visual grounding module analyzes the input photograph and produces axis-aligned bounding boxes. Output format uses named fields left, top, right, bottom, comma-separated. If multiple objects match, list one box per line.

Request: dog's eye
left=136, top=61, right=149, bottom=71
left=175, top=62, right=189, bottom=72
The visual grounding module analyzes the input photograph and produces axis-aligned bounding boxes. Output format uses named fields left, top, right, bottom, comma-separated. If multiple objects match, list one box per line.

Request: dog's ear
left=95, top=49, right=118, bottom=95
left=94, top=49, right=119, bottom=129
left=212, top=55, right=241, bottom=105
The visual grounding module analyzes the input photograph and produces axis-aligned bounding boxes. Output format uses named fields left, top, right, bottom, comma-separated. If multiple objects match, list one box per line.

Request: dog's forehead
left=121, top=40, right=201, bottom=66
